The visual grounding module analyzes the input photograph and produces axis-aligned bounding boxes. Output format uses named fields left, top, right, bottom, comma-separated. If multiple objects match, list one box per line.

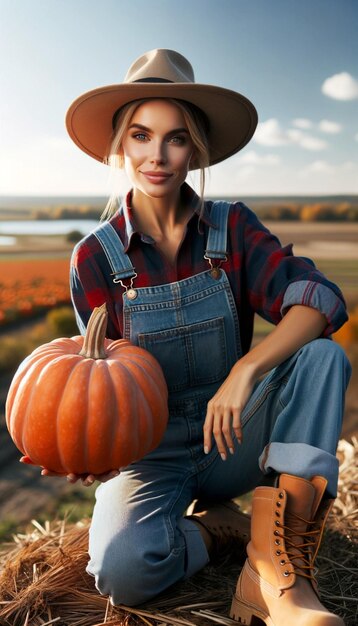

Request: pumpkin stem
left=79, top=303, right=108, bottom=359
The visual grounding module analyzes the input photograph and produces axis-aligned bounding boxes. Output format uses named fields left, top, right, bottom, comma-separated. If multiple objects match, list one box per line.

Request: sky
left=0, top=0, right=357, bottom=197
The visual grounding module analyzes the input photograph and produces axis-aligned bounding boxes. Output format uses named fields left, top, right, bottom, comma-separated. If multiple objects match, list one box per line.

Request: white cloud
left=304, top=160, right=333, bottom=173
left=292, top=118, right=313, bottom=129
left=318, top=120, right=343, bottom=134
left=287, top=129, right=328, bottom=151
left=201, top=154, right=358, bottom=195
left=238, top=150, right=280, bottom=165
left=299, top=160, right=358, bottom=187
left=322, top=72, right=358, bottom=100
left=254, top=119, right=289, bottom=146
left=254, top=119, right=328, bottom=151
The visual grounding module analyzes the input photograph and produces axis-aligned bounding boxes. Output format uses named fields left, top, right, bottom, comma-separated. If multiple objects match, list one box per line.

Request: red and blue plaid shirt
left=70, top=183, right=348, bottom=354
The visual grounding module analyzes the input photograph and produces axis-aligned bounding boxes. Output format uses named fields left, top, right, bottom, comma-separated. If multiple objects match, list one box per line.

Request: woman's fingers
left=222, top=408, right=235, bottom=454
left=41, top=468, right=66, bottom=477
left=96, top=470, right=120, bottom=483
left=80, top=470, right=120, bottom=486
left=232, top=407, right=243, bottom=444
left=20, top=459, right=118, bottom=485
left=81, top=474, right=95, bottom=486
left=204, top=402, right=242, bottom=459
left=212, top=411, right=227, bottom=460
left=19, top=455, right=36, bottom=465
left=203, top=408, right=214, bottom=454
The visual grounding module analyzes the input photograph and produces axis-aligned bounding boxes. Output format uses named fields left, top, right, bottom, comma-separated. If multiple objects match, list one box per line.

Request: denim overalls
left=85, top=202, right=351, bottom=607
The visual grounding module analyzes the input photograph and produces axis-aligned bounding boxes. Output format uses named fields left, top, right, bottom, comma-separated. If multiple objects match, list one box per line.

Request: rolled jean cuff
left=259, top=442, right=339, bottom=497
left=177, top=517, right=210, bottom=578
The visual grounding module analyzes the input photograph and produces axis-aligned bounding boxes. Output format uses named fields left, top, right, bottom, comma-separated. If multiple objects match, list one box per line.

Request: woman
left=36, top=50, right=353, bottom=624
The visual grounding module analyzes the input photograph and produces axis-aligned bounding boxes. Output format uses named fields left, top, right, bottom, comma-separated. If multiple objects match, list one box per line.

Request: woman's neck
left=131, top=187, right=190, bottom=240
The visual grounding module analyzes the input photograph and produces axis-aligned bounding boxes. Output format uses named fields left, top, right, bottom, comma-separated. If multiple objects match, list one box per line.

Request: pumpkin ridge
left=115, top=358, right=163, bottom=450
left=121, top=359, right=154, bottom=459
left=5, top=352, right=52, bottom=426
left=121, top=356, right=164, bottom=406
left=119, top=353, right=168, bottom=400
left=23, top=355, right=81, bottom=471
left=107, top=361, right=141, bottom=467
left=85, top=359, right=113, bottom=474
left=6, top=353, right=65, bottom=452
left=102, top=363, right=119, bottom=472
left=55, top=357, right=94, bottom=474
left=8, top=358, right=49, bottom=455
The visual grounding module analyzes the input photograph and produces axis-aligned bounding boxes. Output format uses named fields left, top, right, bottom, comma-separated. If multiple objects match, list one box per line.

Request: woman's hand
left=203, top=361, right=257, bottom=460
left=19, top=456, right=120, bottom=486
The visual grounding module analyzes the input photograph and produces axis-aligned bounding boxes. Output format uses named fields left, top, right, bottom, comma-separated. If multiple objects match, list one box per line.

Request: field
left=0, top=256, right=71, bottom=325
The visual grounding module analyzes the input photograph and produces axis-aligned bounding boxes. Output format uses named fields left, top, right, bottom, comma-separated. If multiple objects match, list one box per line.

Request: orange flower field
left=0, top=258, right=71, bottom=325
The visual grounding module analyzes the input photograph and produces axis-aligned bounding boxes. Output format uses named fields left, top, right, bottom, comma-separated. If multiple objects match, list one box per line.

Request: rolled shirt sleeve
left=240, top=203, right=348, bottom=335
left=280, top=280, right=348, bottom=337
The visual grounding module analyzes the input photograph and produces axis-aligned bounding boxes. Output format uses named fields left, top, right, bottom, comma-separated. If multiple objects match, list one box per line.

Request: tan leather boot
left=186, top=500, right=251, bottom=557
left=230, top=474, right=344, bottom=626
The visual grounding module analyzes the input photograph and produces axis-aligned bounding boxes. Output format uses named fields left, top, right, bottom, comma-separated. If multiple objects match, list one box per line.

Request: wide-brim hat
left=65, top=48, right=258, bottom=169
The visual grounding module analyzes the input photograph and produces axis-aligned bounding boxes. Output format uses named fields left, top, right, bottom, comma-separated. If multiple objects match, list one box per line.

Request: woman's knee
left=88, top=525, right=183, bottom=606
left=300, top=338, right=351, bottom=380
left=89, top=542, right=156, bottom=606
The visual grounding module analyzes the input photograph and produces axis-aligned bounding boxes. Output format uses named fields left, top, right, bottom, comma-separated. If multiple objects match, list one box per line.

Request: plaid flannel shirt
left=70, top=183, right=348, bottom=354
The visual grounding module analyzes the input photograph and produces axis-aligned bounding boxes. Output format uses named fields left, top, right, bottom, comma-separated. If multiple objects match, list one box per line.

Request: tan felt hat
left=65, top=48, right=258, bottom=169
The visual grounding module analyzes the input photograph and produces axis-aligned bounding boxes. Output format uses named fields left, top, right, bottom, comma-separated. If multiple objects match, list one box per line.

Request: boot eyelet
left=276, top=501, right=281, bottom=507
left=274, top=530, right=280, bottom=536
left=280, top=560, right=286, bottom=565
left=275, top=520, right=280, bottom=527
left=279, top=492, right=284, bottom=498
left=275, top=511, right=280, bottom=517
left=284, top=570, right=290, bottom=577
left=274, top=539, right=280, bottom=545
left=276, top=550, right=281, bottom=556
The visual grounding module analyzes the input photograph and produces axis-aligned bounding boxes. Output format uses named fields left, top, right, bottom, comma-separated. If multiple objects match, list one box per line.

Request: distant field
left=0, top=258, right=71, bottom=325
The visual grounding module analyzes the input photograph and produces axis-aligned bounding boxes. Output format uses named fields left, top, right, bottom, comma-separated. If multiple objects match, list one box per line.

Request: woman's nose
left=150, top=141, right=167, bottom=164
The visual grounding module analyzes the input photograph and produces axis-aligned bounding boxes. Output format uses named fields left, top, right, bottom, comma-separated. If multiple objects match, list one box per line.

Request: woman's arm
left=203, top=304, right=328, bottom=459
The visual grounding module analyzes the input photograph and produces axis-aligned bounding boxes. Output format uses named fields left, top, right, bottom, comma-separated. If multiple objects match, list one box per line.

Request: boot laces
left=276, top=512, right=321, bottom=580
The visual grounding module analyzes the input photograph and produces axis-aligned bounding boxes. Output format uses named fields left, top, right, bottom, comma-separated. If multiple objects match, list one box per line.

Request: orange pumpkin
left=5, top=304, right=169, bottom=475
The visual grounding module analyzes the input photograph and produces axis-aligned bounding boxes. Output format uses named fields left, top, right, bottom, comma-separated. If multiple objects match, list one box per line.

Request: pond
left=0, top=219, right=99, bottom=236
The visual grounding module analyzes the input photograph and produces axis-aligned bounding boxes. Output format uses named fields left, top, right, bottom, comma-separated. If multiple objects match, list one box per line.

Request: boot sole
left=230, top=594, right=273, bottom=625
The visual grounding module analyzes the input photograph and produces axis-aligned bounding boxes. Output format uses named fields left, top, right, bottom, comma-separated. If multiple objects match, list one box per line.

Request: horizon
left=1, top=193, right=358, bottom=201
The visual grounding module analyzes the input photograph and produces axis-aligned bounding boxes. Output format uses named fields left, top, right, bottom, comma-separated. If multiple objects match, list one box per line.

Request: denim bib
left=93, top=201, right=241, bottom=401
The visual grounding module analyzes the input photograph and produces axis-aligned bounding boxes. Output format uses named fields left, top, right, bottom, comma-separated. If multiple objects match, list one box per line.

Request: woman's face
left=121, top=99, right=194, bottom=199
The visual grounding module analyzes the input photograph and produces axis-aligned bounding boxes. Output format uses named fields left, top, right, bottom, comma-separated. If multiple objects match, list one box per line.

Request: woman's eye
left=170, top=136, right=186, bottom=145
left=133, top=133, right=148, bottom=141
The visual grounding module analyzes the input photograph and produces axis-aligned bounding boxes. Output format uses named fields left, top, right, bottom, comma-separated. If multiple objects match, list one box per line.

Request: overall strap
left=93, top=222, right=137, bottom=283
left=205, top=200, right=231, bottom=260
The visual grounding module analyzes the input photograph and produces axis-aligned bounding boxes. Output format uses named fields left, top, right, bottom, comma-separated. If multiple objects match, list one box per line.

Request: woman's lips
left=141, top=172, right=172, bottom=184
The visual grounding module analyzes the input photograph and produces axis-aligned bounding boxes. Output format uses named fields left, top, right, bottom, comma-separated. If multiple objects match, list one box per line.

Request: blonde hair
left=101, top=98, right=210, bottom=221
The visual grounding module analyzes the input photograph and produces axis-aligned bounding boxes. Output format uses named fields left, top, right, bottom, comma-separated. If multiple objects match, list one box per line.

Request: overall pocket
left=138, top=317, right=228, bottom=393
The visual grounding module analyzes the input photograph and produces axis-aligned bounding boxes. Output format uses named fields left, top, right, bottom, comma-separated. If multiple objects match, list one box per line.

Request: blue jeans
left=86, top=337, right=351, bottom=606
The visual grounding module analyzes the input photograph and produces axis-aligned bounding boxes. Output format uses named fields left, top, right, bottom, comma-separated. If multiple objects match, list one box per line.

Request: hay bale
left=0, top=439, right=357, bottom=626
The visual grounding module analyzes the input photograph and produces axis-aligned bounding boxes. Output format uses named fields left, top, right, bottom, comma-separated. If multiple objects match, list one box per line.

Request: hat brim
left=65, top=83, right=258, bottom=169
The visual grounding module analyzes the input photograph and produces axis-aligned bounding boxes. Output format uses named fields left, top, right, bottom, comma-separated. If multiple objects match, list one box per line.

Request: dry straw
left=0, top=438, right=357, bottom=626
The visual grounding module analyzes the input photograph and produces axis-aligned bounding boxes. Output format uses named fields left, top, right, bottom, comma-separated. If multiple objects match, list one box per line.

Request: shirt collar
left=118, top=182, right=216, bottom=253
